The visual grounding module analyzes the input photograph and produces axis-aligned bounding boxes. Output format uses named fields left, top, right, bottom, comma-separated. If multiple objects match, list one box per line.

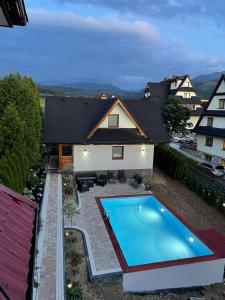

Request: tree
left=160, top=96, right=192, bottom=136
left=0, top=74, right=42, bottom=192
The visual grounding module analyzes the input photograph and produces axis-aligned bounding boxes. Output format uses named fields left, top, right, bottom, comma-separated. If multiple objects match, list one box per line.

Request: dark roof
left=169, top=86, right=196, bottom=95
left=44, top=97, right=169, bottom=144
left=190, top=108, right=203, bottom=116
left=193, top=126, right=225, bottom=138
left=163, top=75, right=188, bottom=83
left=178, top=97, right=202, bottom=105
left=146, top=82, right=169, bottom=107
left=0, top=0, right=28, bottom=27
left=0, top=184, right=38, bottom=300
left=201, top=110, right=225, bottom=117
left=89, top=128, right=147, bottom=144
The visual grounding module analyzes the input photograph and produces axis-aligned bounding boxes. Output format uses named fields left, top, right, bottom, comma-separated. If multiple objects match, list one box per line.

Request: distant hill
left=38, top=82, right=142, bottom=99
left=193, top=71, right=225, bottom=99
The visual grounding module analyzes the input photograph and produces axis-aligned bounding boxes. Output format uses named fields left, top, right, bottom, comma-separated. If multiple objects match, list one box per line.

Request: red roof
left=0, top=184, right=38, bottom=300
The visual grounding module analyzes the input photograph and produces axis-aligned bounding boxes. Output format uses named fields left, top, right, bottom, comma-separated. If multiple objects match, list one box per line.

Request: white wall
left=200, top=116, right=225, bottom=128
left=176, top=91, right=196, bottom=98
left=182, top=77, right=193, bottom=88
left=217, top=79, right=225, bottom=93
left=188, top=116, right=200, bottom=129
left=73, top=144, right=154, bottom=172
left=100, top=105, right=136, bottom=128
left=123, top=258, right=225, bottom=292
left=170, top=79, right=182, bottom=90
left=208, top=95, right=225, bottom=110
left=196, top=135, right=225, bottom=159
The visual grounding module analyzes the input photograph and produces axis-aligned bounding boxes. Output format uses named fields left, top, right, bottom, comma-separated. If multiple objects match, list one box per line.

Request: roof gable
left=86, top=99, right=148, bottom=139
left=193, top=74, right=225, bottom=129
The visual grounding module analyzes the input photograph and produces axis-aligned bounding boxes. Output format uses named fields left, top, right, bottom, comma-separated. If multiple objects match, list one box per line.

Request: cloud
left=54, top=0, right=225, bottom=24
left=0, top=8, right=224, bottom=90
left=28, top=9, right=161, bottom=42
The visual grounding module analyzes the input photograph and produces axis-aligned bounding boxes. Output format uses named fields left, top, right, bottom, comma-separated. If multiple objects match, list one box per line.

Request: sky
left=1, top=0, right=225, bottom=90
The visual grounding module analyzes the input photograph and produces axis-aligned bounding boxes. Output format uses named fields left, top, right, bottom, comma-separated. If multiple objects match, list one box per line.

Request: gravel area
left=65, top=168, right=225, bottom=299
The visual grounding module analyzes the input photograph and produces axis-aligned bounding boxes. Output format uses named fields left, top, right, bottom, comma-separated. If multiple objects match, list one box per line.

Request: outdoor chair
left=96, top=175, right=107, bottom=187
left=107, top=171, right=116, bottom=184
left=77, top=181, right=89, bottom=193
left=129, top=174, right=142, bottom=189
left=118, top=170, right=126, bottom=183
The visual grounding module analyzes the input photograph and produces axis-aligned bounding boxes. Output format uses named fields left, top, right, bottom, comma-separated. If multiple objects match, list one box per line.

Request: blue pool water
left=101, top=195, right=213, bottom=266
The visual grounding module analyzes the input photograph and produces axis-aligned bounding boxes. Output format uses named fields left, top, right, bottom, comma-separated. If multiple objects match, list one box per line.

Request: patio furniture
left=129, top=174, right=142, bottom=189
left=107, top=171, right=116, bottom=184
left=75, top=172, right=97, bottom=183
left=87, top=179, right=94, bottom=188
left=118, top=170, right=126, bottom=183
left=96, top=175, right=107, bottom=187
left=77, top=181, right=89, bottom=193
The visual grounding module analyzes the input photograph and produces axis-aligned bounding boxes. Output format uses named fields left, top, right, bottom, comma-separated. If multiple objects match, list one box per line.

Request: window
left=223, top=140, right=225, bottom=150
left=205, top=136, right=213, bottom=147
left=112, top=146, right=124, bottom=160
left=204, top=154, right=212, bottom=162
left=219, top=99, right=225, bottom=109
left=207, top=117, right=214, bottom=127
left=108, top=114, right=119, bottom=128
left=184, top=92, right=187, bottom=98
left=62, top=144, right=72, bottom=156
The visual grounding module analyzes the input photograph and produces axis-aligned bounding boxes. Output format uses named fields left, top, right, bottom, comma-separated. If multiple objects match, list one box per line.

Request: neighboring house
left=193, top=74, right=225, bottom=166
left=144, top=75, right=204, bottom=130
left=44, top=97, right=169, bottom=179
left=0, top=0, right=28, bottom=27
left=0, top=184, right=38, bottom=300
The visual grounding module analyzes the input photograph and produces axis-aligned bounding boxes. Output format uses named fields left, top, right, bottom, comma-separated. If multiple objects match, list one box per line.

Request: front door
left=58, top=144, right=73, bottom=170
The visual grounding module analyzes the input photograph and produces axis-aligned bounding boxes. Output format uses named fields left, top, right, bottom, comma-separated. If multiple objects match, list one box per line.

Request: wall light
left=141, top=146, right=145, bottom=156
left=83, top=149, right=87, bottom=156
left=67, top=283, right=72, bottom=289
left=223, top=203, right=225, bottom=208
left=188, top=237, right=194, bottom=243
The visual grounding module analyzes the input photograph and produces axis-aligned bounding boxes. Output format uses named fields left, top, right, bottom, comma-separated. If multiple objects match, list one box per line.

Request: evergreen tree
left=0, top=74, right=42, bottom=192
left=161, top=96, right=192, bottom=136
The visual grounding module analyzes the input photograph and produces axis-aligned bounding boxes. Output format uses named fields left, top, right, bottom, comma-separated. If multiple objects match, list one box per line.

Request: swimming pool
left=100, top=195, right=213, bottom=267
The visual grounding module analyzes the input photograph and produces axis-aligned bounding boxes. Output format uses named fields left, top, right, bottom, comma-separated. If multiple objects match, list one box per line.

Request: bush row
left=154, top=145, right=196, bottom=179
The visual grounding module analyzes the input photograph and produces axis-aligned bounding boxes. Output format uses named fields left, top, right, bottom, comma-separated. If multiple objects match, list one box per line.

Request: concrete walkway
left=33, top=173, right=64, bottom=300
left=65, top=183, right=151, bottom=276
left=170, top=142, right=203, bottom=163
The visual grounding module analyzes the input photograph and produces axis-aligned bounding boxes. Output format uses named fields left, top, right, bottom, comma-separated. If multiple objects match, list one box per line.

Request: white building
left=44, top=97, right=169, bottom=179
left=144, top=75, right=204, bottom=129
left=193, top=75, right=225, bottom=166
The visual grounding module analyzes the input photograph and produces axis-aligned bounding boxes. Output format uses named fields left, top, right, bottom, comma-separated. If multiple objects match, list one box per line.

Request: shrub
left=66, top=283, right=83, bottom=300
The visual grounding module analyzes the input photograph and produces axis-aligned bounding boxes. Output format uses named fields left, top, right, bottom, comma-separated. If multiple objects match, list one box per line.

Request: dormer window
left=108, top=114, right=119, bottom=128
left=219, top=99, right=225, bottom=109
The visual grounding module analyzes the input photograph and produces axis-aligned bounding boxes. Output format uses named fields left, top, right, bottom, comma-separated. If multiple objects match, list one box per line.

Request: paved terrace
left=65, top=183, right=151, bottom=275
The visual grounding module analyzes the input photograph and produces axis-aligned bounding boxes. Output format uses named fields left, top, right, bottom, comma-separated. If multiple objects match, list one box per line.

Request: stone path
left=34, top=173, right=64, bottom=300
left=65, top=183, right=150, bottom=274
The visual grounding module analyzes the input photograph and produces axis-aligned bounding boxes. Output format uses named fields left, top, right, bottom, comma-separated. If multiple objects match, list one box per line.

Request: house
left=44, top=97, right=169, bottom=179
left=0, top=184, right=38, bottom=300
left=0, top=0, right=28, bottom=27
left=144, top=75, right=204, bottom=130
left=193, top=75, right=225, bottom=166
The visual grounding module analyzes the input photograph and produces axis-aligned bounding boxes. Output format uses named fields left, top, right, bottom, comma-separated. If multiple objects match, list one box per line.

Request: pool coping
left=96, top=193, right=223, bottom=274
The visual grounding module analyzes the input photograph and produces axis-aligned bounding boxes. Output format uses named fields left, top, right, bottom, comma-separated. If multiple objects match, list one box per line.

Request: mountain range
left=39, top=71, right=225, bottom=100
